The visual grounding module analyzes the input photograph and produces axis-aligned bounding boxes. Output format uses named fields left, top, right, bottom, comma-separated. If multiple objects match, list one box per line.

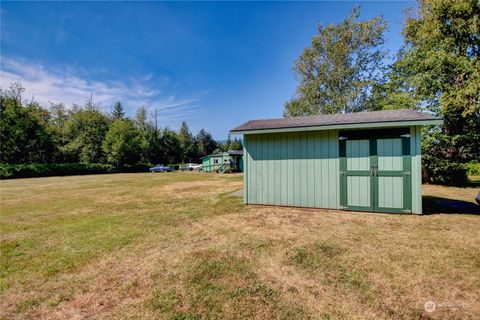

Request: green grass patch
left=148, top=250, right=310, bottom=319
left=287, top=241, right=376, bottom=304
left=288, top=241, right=344, bottom=270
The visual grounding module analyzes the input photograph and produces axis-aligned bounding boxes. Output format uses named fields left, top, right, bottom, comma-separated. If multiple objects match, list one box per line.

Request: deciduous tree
left=284, top=7, right=388, bottom=116
left=160, top=128, right=182, bottom=164
left=0, top=84, right=55, bottom=163
left=395, top=0, right=480, bottom=183
left=103, top=119, right=141, bottom=167
left=63, top=106, right=110, bottom=163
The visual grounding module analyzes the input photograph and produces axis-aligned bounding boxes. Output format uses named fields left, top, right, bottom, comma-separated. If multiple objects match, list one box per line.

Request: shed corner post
left=410, top=126, right=423, bottom=214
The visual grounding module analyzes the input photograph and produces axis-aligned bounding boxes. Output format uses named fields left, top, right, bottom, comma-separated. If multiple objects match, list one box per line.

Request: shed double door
left=339, top=129, right=412, bottom=213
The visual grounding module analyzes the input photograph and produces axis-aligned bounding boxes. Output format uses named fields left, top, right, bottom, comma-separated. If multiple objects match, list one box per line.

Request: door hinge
left=403, top=171, right=411, bottom=176
left=340, top=170, right=346, bottom=175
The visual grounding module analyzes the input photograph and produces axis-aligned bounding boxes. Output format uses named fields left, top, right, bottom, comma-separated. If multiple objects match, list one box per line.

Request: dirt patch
left=152, top=179, right=242, bottom=199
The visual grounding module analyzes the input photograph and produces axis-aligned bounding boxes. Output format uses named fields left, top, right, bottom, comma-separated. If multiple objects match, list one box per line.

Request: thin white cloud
left=0, top=57, right=202, bottom=125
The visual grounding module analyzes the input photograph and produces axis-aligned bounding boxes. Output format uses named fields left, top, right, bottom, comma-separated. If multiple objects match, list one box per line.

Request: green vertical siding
left=410, top=126, right=422, bottom=214
left=243, top=145, right=249, bottom=203
left=201, top=157, right=213, bottom=172
left=243, top=126, right=422, bottom=214
left=202, top=156, right=223, bottom=172
left=203, top=154, right=243, bottom=172
left=244, top=130, right=340, bottom=209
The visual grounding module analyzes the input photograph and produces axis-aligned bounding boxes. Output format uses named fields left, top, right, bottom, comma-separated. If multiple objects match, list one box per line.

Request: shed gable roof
left=231, top=109, right=441, bottom=133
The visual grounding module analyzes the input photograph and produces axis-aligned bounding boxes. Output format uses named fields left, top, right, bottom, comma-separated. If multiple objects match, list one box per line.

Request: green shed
left=201, top=150, right=244, bottom=173
left=231, top=109, right=441, bottom=214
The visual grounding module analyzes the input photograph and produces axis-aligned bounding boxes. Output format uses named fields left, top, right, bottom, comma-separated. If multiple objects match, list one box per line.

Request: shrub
left=465, top=161, right=480, bottom=176
left=422, top=157, right=468, bottom=186
left=0, top=163, right=151, bottom=179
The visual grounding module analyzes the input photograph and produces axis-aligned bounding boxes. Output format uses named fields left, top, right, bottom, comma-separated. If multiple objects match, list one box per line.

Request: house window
left=224, top=159, right=228, bottom=162
left=214, top=159, right=219, bottom=164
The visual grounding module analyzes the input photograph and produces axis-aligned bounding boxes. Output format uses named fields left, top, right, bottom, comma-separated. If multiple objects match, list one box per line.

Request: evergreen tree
left=112, top=101, right=125, bottom=120
left=178, top=121, right=196, bottom=162
left=195, top=129, right=217, bottom=158
left=229, top=137, right=243, bottom=150
left=225, top=134, right=232, bottom=151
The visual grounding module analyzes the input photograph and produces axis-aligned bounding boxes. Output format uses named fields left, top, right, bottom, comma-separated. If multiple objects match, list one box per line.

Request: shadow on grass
left=423, top=196, right=480, bottom=215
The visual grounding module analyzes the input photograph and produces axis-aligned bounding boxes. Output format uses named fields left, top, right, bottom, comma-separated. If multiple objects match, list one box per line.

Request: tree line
left=284, top=1, right=479, bottom=185
left=1, top=0, right=478, bottom=184
left=0, top=83, right=242, bottom=168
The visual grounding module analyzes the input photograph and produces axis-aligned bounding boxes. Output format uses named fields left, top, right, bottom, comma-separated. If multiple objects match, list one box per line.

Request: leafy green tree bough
left=284, top=7, right=388, bottom=116
left=285, top=1, right=479, bottom=185
left=395, top=0, right=480, bottom=185
left=103, top=119, right=141, bottom=167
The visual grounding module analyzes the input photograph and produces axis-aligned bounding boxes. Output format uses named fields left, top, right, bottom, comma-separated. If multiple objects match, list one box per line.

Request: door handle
left=371, top=165, right=378, bottom=176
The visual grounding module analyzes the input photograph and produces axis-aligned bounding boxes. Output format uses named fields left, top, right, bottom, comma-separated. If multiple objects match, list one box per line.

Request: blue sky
left=1, top=1, right=413, bottom=139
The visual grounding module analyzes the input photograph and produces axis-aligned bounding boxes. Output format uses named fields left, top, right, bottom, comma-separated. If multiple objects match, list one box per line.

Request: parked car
left=186, top=163, right=202, bottom=170
left=149, top=164, right=172, bottom=172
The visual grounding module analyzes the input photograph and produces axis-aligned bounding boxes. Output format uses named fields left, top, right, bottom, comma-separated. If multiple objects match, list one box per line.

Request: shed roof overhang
left=231, top=119, right=442, bottom=135
left=230, top=109, right=442, bottom=135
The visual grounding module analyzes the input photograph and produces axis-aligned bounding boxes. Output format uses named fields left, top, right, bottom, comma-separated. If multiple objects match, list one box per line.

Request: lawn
left=1, top=172, right=479, bottom=319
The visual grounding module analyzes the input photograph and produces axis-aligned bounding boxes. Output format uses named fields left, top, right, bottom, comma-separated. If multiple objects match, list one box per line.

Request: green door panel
left=340, top=129, right=412, bottom=214
left=340, top=139, right=373, bottom=212
left=347, top=176, right=371, bottom=207
left=375, top=137, right=408, bottom=212
left=378, top=176, right=403, bottom=208
left=346, top=140, right=370, bottom=170
left=377, top=138, right=403, bottom=171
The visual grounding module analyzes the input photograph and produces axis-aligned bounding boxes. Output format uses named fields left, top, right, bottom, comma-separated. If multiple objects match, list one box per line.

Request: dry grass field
left=1, top=172, right=479, bottom=319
